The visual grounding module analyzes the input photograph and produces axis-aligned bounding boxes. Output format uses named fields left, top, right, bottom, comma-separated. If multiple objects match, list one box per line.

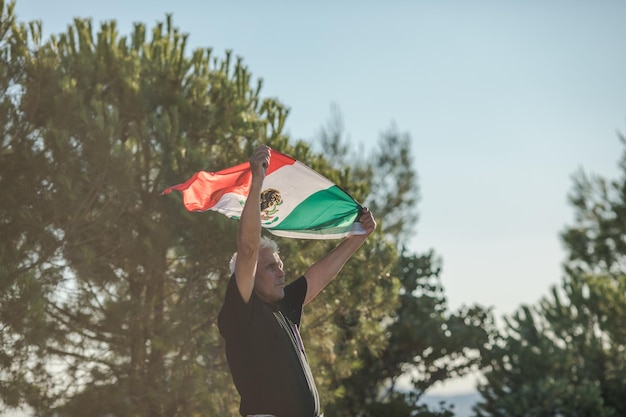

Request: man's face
left=254, top=247, right=286, bottom=303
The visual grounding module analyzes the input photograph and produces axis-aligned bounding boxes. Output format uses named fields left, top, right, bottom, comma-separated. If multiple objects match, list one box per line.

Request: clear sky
left=13, top=0, right=626, bottom=395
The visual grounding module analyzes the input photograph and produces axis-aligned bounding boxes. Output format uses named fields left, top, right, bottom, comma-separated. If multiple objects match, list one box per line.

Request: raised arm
left=234, top=145, right=271, bottom=303
left=302, top=208, right=376, bottom=306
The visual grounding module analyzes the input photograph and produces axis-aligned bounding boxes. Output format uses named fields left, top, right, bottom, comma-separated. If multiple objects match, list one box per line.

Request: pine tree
left=474, top=138, right=626, bottom=417
left=0, top=5, right=402, bottom=415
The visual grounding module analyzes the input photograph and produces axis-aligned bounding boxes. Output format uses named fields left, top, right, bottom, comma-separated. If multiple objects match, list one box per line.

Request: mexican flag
left=163, top=150, right=365, bottom=239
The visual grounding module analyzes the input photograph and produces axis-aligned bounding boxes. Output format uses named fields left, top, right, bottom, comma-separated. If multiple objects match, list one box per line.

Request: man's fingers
left=358, top=207, right=376, bottom=234
left=250, top=145, right=271, bottom=175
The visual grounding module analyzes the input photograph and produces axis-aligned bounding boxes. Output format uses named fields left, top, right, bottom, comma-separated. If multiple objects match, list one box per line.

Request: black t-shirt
left=218, top=275, right=320, bottom=417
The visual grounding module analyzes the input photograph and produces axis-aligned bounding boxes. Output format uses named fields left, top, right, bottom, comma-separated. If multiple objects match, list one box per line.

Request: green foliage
left=0, top=5, right=413, bottom=416
left=475, top=139, right=626, bottom=417
left=0, top=5, right=294, bottom=416
left=327, top=249, right=495, bottom=417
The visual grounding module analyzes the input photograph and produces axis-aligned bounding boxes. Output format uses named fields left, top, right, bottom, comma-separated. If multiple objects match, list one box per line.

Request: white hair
left=229, top=236, right=280, bottom=275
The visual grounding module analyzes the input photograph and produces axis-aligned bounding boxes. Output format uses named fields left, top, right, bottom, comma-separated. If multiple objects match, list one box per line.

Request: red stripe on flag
left=162, top=149, right=296, bottom=212
left=265, top=150, right=296, bottom=175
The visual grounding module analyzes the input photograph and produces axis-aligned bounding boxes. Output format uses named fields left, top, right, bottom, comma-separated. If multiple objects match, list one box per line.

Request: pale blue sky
left=14, top=0, right=626, bottom=394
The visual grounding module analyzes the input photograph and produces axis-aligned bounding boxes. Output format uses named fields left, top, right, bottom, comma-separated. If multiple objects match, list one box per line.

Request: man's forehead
left=259, top=248, right=281, bottom=263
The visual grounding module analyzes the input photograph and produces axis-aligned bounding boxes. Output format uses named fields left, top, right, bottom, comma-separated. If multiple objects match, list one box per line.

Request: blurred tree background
left=0, top=1, right=494, bottom=416
left=474, top=139, right=626, bottom=417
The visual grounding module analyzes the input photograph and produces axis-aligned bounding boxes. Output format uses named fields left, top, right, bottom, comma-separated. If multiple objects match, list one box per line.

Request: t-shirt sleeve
left=217, top=274, right=255, bottom=339
left=280, top=276, right=307, bottom=327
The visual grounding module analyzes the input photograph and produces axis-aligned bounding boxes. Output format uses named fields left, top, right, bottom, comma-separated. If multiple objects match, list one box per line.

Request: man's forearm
left=302, top=235, right=367, bottom=305
left=303, top=208, right=376, bottom=305
left=234, top=146, right=270, bottom=303
left=307, top=235, right=365, bottom=276
left=238, top=179, right=263, bottom=251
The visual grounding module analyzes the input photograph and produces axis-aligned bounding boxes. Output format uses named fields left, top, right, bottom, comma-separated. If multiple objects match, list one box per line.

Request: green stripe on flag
left=268, top=185, right=359, bottom=232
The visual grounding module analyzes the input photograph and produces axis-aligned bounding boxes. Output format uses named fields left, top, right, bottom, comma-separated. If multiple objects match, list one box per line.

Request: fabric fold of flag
left=163, top=150, right=365, bottom=239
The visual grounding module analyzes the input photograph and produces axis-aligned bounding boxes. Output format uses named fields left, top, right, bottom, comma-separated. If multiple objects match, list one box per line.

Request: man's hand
left=250, top=145, right=271, bottom=183
left=358, top=207, right=377, bottom=237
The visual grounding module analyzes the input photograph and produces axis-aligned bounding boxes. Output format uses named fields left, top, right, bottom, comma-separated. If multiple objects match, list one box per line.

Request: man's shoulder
left=218, top=274, right=249, bottom=332
left=281, top=276, right=307, bottom=326
left=285, top=275, right=307, bottom=294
